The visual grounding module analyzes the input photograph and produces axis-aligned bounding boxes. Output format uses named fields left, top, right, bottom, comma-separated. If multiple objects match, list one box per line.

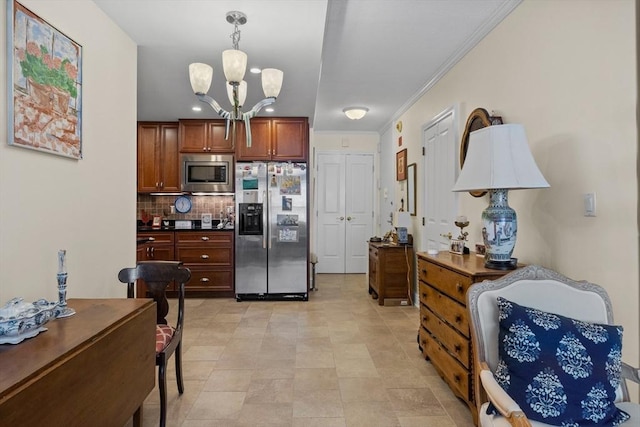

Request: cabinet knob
left=422, top=315, right=428, bottom=323
left=201, top=236, right=210, bottom=241
left=160, top=181, right=163, bottom=188
left=150, top=247, right=155, bottom=258
left=148, top=237, right=155, bottom=241
left=454, top=344, right=461, bottom=353
left=200, top=277, right=210, bottom=282
left=456, top=283, right=463, bottom=293
left=201, top=254, right=209, bottom=259
left=455, top=315, right=462, bottom=324
left=421, top=269, right=427, bottom=275
left=453, top=374, right=461, bottom=383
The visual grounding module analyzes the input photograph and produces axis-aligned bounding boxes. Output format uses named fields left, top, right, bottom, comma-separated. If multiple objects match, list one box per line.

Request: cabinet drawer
left=137, top=232, right=174, bottom=245
left=176, top=247, right=233, bottom=265
left=419, top=282, right=469, bottom=337
left=420, top=261, right=470, bottom=304
left=420, top=304, right=470, bottom=368
left=419, top=327, right=471, bottom=402
left=186, top=268, right=233, bottom=292
left=175, top=231, right=232, bottom=246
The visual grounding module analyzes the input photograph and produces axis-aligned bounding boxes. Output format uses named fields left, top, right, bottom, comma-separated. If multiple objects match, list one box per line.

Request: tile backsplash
left=137, top=194, right=235, bottom=223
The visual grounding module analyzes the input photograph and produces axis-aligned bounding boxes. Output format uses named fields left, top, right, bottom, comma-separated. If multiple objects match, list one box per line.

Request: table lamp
left=452, top=124, right=549, bottom=270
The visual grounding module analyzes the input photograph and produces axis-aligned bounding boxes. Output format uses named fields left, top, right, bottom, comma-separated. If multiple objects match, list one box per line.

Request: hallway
left=128, top=274, right=474, bottom=426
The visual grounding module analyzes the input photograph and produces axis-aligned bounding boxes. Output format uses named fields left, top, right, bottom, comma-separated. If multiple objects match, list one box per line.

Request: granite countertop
left=137, top=219, right=233, bottom=233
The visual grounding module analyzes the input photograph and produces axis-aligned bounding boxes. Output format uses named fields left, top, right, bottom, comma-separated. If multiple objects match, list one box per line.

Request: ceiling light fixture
left=343, top=107, right=369, bottom=120
left=188, top=11, right=283, bottom=147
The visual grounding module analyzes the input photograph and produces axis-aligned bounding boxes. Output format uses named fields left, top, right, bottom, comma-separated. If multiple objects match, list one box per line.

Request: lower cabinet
left=368, top=241, right=414, bottom=305
left=175, top=231, right=235, bottom=297
left=135, top=230, right=234, bottom=297
left=416, top=251, right=513, bottom=424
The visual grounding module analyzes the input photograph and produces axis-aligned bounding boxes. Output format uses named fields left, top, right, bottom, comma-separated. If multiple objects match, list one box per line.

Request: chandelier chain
left=230, top=23, right=241, bottom=50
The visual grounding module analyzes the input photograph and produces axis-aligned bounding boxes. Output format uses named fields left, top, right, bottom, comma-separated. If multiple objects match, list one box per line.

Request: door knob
left=337, top=216, right=344, bottom=221
left=347, top=216, right=354, bottom=221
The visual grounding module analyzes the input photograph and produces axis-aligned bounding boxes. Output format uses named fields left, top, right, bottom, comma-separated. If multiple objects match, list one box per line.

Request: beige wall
left=0, top=0, right=137, bottom=302
left=389, top=0, right=639, bottom=387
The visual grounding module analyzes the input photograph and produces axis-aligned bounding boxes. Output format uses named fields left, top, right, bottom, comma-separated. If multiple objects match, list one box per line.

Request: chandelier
left=188, top=11, right=283, bottom=147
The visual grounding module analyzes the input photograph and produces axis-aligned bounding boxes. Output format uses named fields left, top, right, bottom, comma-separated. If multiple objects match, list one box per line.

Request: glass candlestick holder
left=56, top=250, right=75, bottom=318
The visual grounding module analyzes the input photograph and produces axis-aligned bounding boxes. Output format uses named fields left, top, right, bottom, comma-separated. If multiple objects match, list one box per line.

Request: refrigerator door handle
left=262, top=190, right=267, bottom=249
left=268, top=190, right=273, bottom=249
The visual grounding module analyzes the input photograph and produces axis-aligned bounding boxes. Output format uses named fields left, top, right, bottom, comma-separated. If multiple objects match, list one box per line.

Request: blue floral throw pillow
left=493, top=297, right=629, bottom=426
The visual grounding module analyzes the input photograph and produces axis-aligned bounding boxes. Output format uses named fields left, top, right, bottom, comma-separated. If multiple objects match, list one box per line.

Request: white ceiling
left=93, top=0, right=522, bottom=133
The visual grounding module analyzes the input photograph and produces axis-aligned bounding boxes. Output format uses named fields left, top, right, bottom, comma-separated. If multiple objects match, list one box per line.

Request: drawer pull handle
left=148, top=237, right=155, bottom=241
left=453, top=374, right=461, bottom=383
left=201, top=236, right=210, bottom=241
left=454, top=344, right=461, bottom=353
left=455, top=315, right=462, bottom=323
left=422, top=315, right=428, bottom=323
left=422, top=293, right=427, bottom=299
left=201, top=254, right=210, bottom=259
left=200, top=278, right=210, bottom=282
left=456, top=283, right=463, bottom=293
left=421, top=269, right=427, bottom=275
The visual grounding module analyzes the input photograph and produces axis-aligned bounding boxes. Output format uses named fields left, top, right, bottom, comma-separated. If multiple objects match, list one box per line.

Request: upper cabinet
left=236, top=117, right=308, bottom=162
left=178, top=119, right=235, bottom=153
left=137, top=122, right=180, bottom=193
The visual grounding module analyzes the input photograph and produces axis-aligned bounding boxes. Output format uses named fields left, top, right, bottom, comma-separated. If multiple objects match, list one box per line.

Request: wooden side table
left=368, top=241, right=414, bottom=305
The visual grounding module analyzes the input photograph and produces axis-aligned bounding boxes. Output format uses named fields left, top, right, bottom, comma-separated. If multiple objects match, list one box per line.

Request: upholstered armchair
left=467, top=265, right=639, bottom=426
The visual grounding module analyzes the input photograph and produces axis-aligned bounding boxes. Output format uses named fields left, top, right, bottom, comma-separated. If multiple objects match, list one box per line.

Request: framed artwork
left=475, top=242, right=486, bottom=257
left=152, top=215, right=162, bottom=228
left=407, top=163, right=416, bottom=216
left=449, top=239, right=464, bottom=255
left=7, top=1, right=83, bottom=159
left=396, top=149, right=407, bottom=181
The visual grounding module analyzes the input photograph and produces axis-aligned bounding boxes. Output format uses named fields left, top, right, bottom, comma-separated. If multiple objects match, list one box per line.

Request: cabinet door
left=208, top=121, right=235, bottom=152
left=179, top=120, right=208, bottom=152
left=158, top=124, right=180, bottom=191
left=272, top=118, right=308, bottom=161
left=137, top=124, right=161, bottom=192
left=235, top=118, right=271, bottom=160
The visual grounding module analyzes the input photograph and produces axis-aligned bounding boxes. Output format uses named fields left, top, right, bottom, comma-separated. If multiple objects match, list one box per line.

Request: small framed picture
left=475, top=242, right=486, bottom=257
left=396, top=148, right=407, bottom=181
left=152, top=215, right=162, bottom=228
left=449, top=239, right=464, bottom=255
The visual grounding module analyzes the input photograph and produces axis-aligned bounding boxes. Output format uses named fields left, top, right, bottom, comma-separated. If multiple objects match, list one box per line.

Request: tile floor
left=127, top=274, right=474, bottom=427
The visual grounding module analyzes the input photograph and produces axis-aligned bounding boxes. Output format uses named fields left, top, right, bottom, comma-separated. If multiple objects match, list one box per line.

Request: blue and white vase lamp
left=56, top=249, right=75, bottom=318
left=452, top=124, right=549, bottom=270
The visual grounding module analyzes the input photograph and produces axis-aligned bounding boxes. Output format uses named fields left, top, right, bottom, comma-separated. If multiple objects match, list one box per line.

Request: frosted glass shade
left=261, top=68, right=283, bottom=98
left=343, top=107, right=368, bottom=120
left=222, top=49, right=247, bottom=83
left=189, top=63, right=213, bottom=94
left=226, top=81, right=247, bottom=107
left=452, top=124, right=550, bottom=192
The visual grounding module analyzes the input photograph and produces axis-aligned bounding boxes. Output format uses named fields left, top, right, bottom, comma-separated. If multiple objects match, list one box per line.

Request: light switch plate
left=584, top=193, right=596, bottom=217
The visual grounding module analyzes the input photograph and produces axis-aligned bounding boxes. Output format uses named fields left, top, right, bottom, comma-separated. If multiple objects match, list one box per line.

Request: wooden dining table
left=0, top=298, right=156, bottom=427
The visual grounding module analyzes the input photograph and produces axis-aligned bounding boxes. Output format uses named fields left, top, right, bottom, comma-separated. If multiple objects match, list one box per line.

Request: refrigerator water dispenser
left=238, top=203, right=263, bottom=235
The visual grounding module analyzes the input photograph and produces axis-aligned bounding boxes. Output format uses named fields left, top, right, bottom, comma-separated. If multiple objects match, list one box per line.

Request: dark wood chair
left=118, top=261, right=191, bottom=427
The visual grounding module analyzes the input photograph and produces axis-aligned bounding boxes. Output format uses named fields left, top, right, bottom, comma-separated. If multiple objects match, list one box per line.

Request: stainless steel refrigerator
left=235, top=162, right=308, bottom=301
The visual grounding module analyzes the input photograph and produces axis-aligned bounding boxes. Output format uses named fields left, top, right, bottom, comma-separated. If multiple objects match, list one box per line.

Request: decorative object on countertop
left=0, top=297, right=59, bottom=344
left=454, top=215, right=470, bottom=254
left=201, top=213, right=212, bottom=229
left=452, top=124, right=549, bottom=270
left=56, top=249, right=75, bottom=318
left=189, top=11, right=283, bottom=148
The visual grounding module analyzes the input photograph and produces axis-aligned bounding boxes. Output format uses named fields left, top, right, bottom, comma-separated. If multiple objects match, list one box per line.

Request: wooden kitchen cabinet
left=136, top=231, right=176, bottom=296
left=178, top=119, right=235, bottom=153
left=236, top=117, right=308, bottom=161
left=137, top=122, right=180, bottom=193
left=368, top=241, right=414, bottom=305
left=416, top=252, right=515, bottom=424
left=175, top=231, right=234, bottom=297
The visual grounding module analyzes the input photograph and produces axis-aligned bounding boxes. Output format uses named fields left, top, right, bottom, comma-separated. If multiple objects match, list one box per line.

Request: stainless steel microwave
left=180, top=154, right=234, bottom=193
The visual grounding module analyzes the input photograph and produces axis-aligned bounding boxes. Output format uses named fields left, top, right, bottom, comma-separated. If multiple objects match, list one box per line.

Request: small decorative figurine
left=56, top=249, right=75, bottom=318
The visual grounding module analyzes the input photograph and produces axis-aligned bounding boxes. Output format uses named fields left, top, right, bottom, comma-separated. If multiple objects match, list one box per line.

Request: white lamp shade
left=261, top=68, right=283, bottom=98
left=452, top=124, right=550, bottom=192
left=189, top=63, right=213, bottom=94
left=222, top=49, right=247, bottom=83
left=226, top=81, right=247, bottom=107
left=343, top=107, right=368, bottom=120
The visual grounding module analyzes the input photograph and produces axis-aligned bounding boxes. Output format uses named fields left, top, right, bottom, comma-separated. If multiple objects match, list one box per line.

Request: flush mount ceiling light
left=188, top=11, right=283, bottom=147
left=343, top=107, right=369, bottom=120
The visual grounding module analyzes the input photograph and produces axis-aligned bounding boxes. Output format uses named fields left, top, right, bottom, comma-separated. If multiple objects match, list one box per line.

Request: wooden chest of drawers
left=368, top=242, right=414, bottom=305
left=417, top=251, right=512, bottom=423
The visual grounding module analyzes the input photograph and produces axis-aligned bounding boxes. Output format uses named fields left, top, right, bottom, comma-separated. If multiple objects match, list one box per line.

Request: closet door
left=316, top=153, right=374, bottom=273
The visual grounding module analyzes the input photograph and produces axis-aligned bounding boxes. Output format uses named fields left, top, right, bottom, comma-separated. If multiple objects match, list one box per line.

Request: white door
left=423, top=107, right=458, bottom=252
left=316, top=152, right=374, bottom=273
